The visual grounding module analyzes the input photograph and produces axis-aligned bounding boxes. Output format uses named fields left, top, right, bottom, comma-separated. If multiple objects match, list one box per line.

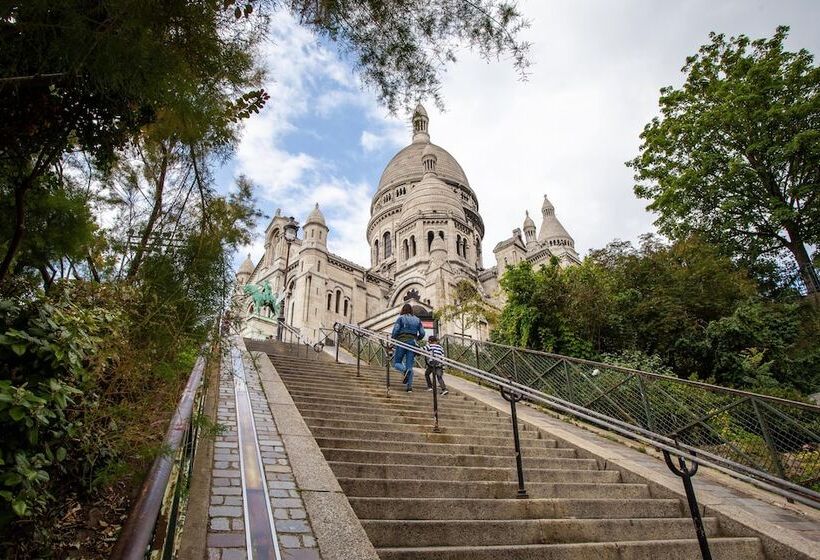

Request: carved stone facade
left=237, top=105, right=579, bottom=340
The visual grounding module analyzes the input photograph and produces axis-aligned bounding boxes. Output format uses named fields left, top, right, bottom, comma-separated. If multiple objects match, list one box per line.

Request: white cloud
left=230, top=0, right=820, bottom=272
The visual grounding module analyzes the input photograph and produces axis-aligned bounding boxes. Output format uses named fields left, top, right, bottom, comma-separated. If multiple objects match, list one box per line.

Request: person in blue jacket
left=390, top=303, right=426, bottom=391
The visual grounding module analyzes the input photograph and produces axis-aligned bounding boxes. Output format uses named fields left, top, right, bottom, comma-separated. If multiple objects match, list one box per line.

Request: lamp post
left=276, top=217, right=299, bottom=341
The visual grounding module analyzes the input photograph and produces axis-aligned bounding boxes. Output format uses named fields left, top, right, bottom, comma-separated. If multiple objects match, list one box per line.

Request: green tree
left=1, top=0, right=529, bottom=283
left=436, top=279, right=498, bottom=337
left=629, top=27, right=820, bottom=294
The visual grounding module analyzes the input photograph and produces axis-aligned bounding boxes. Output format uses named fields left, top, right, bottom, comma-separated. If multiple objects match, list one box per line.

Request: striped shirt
left=427, top=343, right=444, bottom=366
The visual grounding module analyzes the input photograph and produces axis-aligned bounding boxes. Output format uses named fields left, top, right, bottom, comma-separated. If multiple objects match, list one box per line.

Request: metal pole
left=475, top=342, right=480, bottom=369
left=277, top=241, right=292, bottom=342
left=432, top=366, right=440, bottom=433
left=384, top=344, right=391, bottom=397
left=663, top=449, right=712, bottom=560
left=356, top=334, right=361, bottom=377
left=500, top=386, right=527, bottom=498
left=335, top=330, right=340, bottom=363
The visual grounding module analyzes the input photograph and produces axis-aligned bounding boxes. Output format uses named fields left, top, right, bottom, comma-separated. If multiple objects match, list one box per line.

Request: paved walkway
left=205, top=341, right=322, bottom=560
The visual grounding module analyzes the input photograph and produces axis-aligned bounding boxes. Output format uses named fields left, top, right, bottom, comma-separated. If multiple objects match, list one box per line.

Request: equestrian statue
left=243, top=280, right=285, bottom=316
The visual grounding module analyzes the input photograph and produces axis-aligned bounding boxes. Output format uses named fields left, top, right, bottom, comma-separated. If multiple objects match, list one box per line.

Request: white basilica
left=237, top=104, right=579, bottom=340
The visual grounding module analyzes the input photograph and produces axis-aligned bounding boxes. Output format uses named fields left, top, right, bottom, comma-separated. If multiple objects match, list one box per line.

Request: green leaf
left=3, top=473, right=22, bottom=486
left=9, top=407, right=25, bottom=422
left=11, top=344, right=26, bottom=356
left=12, top=499, right=27, bottom=516
left=56, top=448, right=66, bottom=462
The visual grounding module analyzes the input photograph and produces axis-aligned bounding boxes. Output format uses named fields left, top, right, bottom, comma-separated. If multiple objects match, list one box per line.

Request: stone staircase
left=262, top=342, right=765, bottom=560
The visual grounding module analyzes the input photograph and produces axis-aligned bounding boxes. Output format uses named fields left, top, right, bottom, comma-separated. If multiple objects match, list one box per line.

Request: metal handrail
left=441, top=334, right=820, bottom=491
left=333, top=322, right=820, bottom=510
left=111, top=343, right=210, bottom=559
left=442, top=334, right=820, bottom=412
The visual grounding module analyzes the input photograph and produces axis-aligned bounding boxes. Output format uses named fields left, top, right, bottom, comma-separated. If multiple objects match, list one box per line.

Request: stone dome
left=238, top=254, right=254, bottom=275
left=399, top=173, right=465, bottom=223
left=377, top=142, right=470, bottom=192
left=538, top=195, right=574, bottom=246
left=523, top=211, right=535, bottom=230
left=305, top=203, right=327, bottom=227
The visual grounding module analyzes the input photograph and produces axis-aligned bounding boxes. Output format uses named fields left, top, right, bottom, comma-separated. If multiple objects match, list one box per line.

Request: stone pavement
left=205, top=341, right=322, bottom=560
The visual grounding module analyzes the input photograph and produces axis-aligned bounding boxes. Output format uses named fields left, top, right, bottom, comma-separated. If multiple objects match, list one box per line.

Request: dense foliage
left=494, top=236, right=819, bottom=397
left=1, top=1, right=530, bottom=554
left=629, top=26, right=820, bottom=295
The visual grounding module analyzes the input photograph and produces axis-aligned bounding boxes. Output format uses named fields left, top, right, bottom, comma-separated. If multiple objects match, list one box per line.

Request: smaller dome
left=523, top=210, right=535, bottom=230
left=238, top=254, right=254, bottom=275
left=305, top=203, right=327, bottom=227
left=414, top=103, right=428, bottom=118
left=542, top=194, right=555, bottom=214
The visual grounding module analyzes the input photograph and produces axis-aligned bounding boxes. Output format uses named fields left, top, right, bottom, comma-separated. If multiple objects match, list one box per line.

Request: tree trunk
left=0, top=180, right=32, bottom=283
left=126, top=146, right=169, bottom=280
left=784, top=224, right=819, bottom=295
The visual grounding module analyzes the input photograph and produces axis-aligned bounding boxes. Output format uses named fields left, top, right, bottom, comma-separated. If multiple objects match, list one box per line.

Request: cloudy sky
left=218, top=0, right=820, bottom=270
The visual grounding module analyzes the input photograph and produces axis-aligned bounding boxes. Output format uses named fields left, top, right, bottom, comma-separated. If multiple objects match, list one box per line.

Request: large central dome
left=377, top=142, right=470, bottom=191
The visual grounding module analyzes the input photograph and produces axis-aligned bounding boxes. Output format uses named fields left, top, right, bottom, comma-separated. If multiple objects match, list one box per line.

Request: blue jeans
left=392, top=339, right=417, bottom=388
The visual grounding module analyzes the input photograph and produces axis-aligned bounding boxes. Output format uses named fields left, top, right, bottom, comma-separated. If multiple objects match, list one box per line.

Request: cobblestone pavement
left=206, top=345, right=323, bottom=560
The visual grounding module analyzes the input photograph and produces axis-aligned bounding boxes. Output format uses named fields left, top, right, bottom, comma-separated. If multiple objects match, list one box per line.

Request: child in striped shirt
left=424, top=335, right=448, bottom=395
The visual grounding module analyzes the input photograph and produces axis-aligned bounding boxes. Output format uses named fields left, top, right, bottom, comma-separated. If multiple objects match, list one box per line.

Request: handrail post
left=356, top=333, right=361, bottom=377
left=382, top=341, right=391, bottom=397
left=474, top=342, right=480, bottom=369
left=432, top=365, right=440, bottom=433
left=335, top=330, right=340, bottom=363
left=500, top=385, right=528, bottom=499
left=663, top=448, right=712, bottom=560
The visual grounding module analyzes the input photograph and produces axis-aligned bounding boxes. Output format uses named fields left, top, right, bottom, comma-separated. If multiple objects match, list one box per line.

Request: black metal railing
left=332, top=322, right=820, bottom=507
left=111, top=343, right=211, bottom=559
left=441, top=335, right=820, bottom=494
left=332, top=322, right=820, bottom=560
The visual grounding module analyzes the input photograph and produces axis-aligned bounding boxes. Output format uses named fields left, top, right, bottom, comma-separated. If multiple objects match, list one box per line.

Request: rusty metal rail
left=111, top=346, right=209, bottom=559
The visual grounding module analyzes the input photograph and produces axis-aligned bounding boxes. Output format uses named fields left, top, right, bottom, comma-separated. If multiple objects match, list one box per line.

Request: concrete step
left=313, top=437, right=597, bottom=461
left=328, top=462, right=621, bottom=483
left=362, top=517, right=720, bottom=547
left=337, top=478, right=651, bottom=500
left=375, top=538, right=765, bottom=560
left=282, top=388, right=505, bottom=413
left=293, top=403, right=527, bottom=430
left=301, top=416, right=554, bottom=442
left=267, top=352, right=766, bottom=559
left=276, top=372, right=464, bottom=393
left=284, top=388, right=489, bottom=413
left=348, top=497, right=683, bottom=520
left=308, top=426, right=565, bottom=450
left=320, top=448, right=583, bottom=469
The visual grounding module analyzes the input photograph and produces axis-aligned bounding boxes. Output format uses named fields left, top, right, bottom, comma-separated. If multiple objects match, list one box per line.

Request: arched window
left=463, top=238, right=469, bottom=260
left=326, top=293, right=332, bottom=310
left=427, top=231, right=434, bottom=252
left=456, top=235, right=462, bottom=256
left=410, top=235, right=417, bottom=257
left=403, top=239, right=409, bottom=260
left=438, top=230, right=444, bottom=239
left=343, top=300, right=348, bottom=316
left=374, top=240, right=379, bottom=263
left=335, top=290, right=341, bottom=313
left=383, top=231, right=392, bottom=258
